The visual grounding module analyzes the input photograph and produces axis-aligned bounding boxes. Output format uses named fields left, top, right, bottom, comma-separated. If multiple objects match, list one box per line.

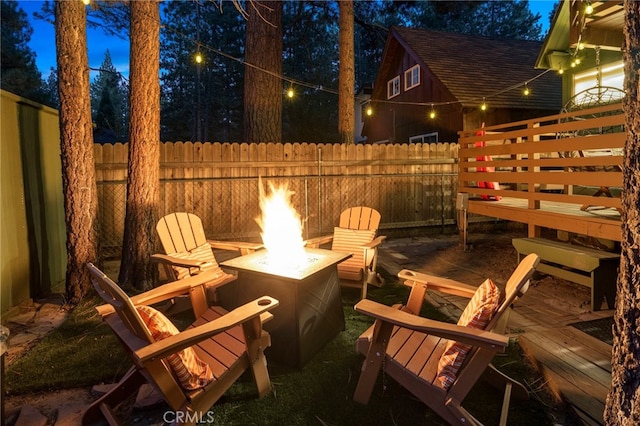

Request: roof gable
left=386, top=27, right=561, bottom=110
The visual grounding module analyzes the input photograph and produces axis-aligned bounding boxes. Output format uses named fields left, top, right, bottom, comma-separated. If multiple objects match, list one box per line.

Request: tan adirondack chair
left=353, top=253, right=540, bottom=426
left=305, top=207, right=386, bottom=299
left=83, top=264, right=278, bottom=426
left=152, top=212, right=263, bottom=311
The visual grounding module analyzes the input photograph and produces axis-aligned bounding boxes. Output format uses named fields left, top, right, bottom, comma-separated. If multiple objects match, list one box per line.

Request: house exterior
left=535, top=0, right=624, bottom=108
left=361, top=27, right=562, bottom=144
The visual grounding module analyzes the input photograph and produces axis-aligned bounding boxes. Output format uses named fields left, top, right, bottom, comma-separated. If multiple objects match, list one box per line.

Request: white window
left=409, top=132, right=438, bottom=143
left=573, top=61, right=624, bottom=103
left=404, top=65, right=420, bottom=90
left=387, top=76, right=400, bottom=99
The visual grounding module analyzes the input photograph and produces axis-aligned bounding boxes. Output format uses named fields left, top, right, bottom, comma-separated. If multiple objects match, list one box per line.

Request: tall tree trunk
left=338, top=0, right=355, bottom=145
left=55, top=0, right=99, bottom=305
left=118, top=0, right=160, bottom=290
left=604, top=1, right=640, bottom=423
left=243, top=1, right=282, bottom=143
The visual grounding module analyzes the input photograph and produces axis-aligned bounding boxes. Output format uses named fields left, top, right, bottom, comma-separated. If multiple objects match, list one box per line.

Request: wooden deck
left=378, top=233, right=612, bottom=425
left=466, top=196, right=621, bottom=243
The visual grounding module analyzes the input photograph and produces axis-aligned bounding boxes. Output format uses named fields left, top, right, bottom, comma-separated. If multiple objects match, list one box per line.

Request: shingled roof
left=391, top=27, right=562, bottom=111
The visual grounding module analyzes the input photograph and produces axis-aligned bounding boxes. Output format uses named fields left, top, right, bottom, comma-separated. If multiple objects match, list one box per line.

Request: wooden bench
left=512, top=238, right=619, bottom=311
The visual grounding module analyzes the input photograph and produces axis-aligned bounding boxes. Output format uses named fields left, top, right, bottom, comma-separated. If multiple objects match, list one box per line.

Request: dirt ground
left=3, top=224, right=589, bottom=425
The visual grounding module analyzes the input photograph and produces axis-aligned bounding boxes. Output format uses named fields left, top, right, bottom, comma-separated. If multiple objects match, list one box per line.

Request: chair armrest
left=135, top=296, right=279, bottom=363
left=95, top=270, right=226, bottom=317
left=208, top=240, right=263, bottom=255
left=363, top=235, right=387, bottom=249
left=354, top=299, right=508, bottom=351
left=304, top=235, right=334, bottom=248
left=151, top=253, right=209, bottom=269
left=398, top=269, right=478, bottom=299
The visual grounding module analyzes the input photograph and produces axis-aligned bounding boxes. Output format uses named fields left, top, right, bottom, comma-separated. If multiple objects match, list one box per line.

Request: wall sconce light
left=365, top=102, right=373, bottom=116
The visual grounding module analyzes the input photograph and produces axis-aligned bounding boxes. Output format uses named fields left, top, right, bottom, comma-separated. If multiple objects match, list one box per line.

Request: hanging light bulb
left=285, top=82, right=295, bottom=99
left=558, top=69, right=564, bottom=75
left=366, top=105, right=373, bottom=116
left=82, top=0, right=91, bottom=5
left=585, top=2, right=593, bottom=15
left=429, top=109, right=436, bottom=120
left=523, top=84, right=530, bottom=96
left=195, top=51, right=203, bottom=64
left=575, top=58, right=581, bottom=65
left=480, top=99, right=487, bottom=111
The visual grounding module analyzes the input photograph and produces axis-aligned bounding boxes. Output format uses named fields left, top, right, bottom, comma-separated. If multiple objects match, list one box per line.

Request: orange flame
left=255, top=179, right=306, bottom=272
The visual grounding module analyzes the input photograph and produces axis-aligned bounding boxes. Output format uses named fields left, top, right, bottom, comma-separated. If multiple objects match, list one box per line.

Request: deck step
left=518, top=328, right=610, bottom=426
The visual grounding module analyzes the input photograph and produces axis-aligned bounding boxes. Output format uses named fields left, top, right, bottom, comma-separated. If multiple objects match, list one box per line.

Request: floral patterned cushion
left=136, top=305, right=213, bottom=390
left=435, top=278, right=501, bottom=390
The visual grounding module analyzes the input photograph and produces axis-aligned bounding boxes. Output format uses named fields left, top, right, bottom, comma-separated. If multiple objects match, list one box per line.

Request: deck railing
left=458, top=102, right=624, bottom=241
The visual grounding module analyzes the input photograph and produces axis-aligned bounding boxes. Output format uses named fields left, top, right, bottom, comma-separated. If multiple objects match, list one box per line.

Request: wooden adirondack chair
left=353, top=253, right=540, bottom=426
left=152, top=212, right=263, bottom=311
left=83, top=264, right=278, bottom=426
left=305, top=207, right=387, bottom=299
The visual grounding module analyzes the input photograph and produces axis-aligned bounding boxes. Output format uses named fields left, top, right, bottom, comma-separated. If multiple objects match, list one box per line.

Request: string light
left=558, top=69, right=564, bottom=75
left=366, top=104, right=373, bottom=116
left=82, top=0, right=90, bottom=5
left=585, top=2, right=593, bottom=15
left=112, top=6, right=554, bottom=111
left=429, top=108, right=436, bottom=119
left=286, top=86, right=294, bottom=99
left=523, top=84, right=530, bottom=96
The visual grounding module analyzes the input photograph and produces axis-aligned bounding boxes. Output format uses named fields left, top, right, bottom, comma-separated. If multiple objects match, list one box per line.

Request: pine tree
left=90, top=51, right=128, bottom=141
left=54, top=0, right=99, bottom=305
left=0, top=0, right=47, bottom=102
left=338, top=0, right=355, bottom=144
left=117, top=0, right=161, bottom=291
left=604, top=0, right=640, bottom=422
left=42, top=67, right=59, bottom=109
left=160, top=0, right=245, bottom=142
left=281, top=1, right=340, bottom=142
left=243, top=1, right=283, bottom=143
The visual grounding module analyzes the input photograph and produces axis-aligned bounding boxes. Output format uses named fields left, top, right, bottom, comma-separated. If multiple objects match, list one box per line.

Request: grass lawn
left=5, top=269, right=575, bottom=425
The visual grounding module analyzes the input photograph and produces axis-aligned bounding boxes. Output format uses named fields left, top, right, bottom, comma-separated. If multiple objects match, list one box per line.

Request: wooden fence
left=95, top=142, right=459, bottom=257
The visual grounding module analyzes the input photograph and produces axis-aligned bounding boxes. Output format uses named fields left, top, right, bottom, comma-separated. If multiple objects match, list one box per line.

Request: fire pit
left=220, top=247, right=351, bottom=368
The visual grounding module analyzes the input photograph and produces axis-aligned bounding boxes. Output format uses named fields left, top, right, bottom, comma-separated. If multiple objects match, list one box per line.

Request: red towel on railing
left=474, top=124, right=501, bottom=201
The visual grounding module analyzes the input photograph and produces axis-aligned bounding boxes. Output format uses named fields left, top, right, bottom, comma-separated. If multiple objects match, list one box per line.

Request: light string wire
left=86, top=1, right=554, bottom=108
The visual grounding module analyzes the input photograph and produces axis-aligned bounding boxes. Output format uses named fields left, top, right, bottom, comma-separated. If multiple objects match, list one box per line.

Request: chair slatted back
left=449, top=253, right=540, bottom=400
left=156, top=212, right=208, bottom=255
left=87, top=263, right=153, bottom=343
left=156, top=212, right=222, bottom=282
left=86, top=263, right=186, bottom=407
left=339, top=207, right=381, bottom=231
left=486, top=253, right=540, bottom=335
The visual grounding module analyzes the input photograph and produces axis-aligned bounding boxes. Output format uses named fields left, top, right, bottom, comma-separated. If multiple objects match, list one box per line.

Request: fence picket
left=95, top=141, right=459, bottom=255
